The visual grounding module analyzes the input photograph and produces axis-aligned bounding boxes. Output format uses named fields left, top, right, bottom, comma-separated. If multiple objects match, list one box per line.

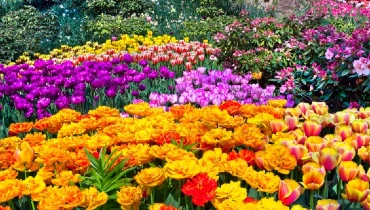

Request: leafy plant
left=0, top=6, right=59, bottom=63
left=80, top=146, right=134, bottom=197
left=84, top=15, right=155, bottom=43
left=0, top=0, right=24, bottom=17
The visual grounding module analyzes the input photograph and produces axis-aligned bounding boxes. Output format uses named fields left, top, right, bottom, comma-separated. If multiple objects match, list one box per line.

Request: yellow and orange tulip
left=302, top=120, right=322, bottom=137
left=278, top=179, right=304, bottom=205
left=342, top=179, right=369, bottom=202
left=338, top=161, right=359, bottom=182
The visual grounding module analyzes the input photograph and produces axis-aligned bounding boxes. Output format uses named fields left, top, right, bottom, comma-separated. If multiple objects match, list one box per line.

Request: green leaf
left=165, top=188, right=181, bottom=208
left=341, top=69, right=350, bottom=76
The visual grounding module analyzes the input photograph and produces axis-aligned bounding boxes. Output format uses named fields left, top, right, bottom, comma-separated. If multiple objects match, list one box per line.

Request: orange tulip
left=305, top=136, right=326, bottom=152
left=314, top=147, right=341, bottom=171
left=303, top=120, right=322, bottom=137
left=316, top=199, right=340, bottom=210
left=335, top=142, right=356, bottom=161
left=285, top=116, right=300, bottom=131
left=335, top=126, right=353, bottom=141
left=352, top=119, right=369, bottom=133
left=311, top=102, right=328, bottom=115
left=301, top=170, right=325, bottom=190
left=358, top=146, right=370, bottom=164
left=14, top=142, right=34, bottom=164
left=338, top=161, right=359, bottom=182
left=342, top=179, right=369, bottom=202
left=270, top=119, right=288, bottom=134
left=333, top=111, right=355, bottom=125
left=278, top=179, right=304, bottom=205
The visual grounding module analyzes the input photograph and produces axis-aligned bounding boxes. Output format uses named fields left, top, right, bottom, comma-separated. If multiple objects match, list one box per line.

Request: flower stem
left=8, top=200, right=15, bottom=209
left=179, top=180, right=182, bottom=207
left=310, top=190, right=314, bottom=210
left=353, top=202, right=358, bottom=210
left=31, top=198, right=36, bottom=210
left=150, top=189, right=155, bottom=205
left=337, top=178, right=342, bottom=200
left=323, top=174, right=328, bottom=198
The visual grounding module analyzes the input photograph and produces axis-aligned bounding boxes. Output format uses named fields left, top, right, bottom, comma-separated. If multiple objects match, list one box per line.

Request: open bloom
left=134, top=167, right=166, bottom=187
left=301, top=170, right=325, bottom=190
left=270, top=119, right=288, bottom=133
left=116, top=186, right=142, bottom=210
left=342, top=179, right=369, bottom=202
left=278, top=179, right=304, bottom=205
left=181, top=173, right=217, bottom=206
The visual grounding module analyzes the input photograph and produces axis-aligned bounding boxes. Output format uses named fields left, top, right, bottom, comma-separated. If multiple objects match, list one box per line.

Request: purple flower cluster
left=0, top=57, right=175, bottom=119
left=149, top=67, right=286, bottom=107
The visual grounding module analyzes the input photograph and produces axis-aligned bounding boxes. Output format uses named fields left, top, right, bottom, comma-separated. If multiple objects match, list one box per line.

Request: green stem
left=323, top=174, right=328, bottom=198
left=196, top=206, right=201, bottom=210
left=179, top=180, right=182, bottom=207
left=7, top=200, right=15, bottom=209
left=310, top=190, right=314, bottom=210
left=150, top=189, right=155, bottom=205
left=185, top=195, right=191, bottom=210
left=31, top=198, right=36, bottom=210
left=337, top=178, right=342, bottom=200
left=353, top=202, right=358, bottom=210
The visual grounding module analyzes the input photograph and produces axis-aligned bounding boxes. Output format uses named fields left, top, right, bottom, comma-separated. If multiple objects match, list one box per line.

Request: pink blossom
left=325, top=49, right=334, bottom=60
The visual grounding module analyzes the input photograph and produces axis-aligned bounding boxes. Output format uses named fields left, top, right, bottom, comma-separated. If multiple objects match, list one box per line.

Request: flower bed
left=0, top=101, right=370, bottom=209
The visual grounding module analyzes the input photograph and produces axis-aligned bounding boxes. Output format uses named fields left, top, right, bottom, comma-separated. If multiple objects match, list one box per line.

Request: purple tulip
left=123, top=53, right=133, bottom=64
left=139, top=60, right=148, bottom=67
left=94, top=95, right=99, bottom=101
left=105, top=87, right=117, bottom=98
left=142, top=66, right=151, bottom=74
left=71, top=95, right=85, bottom=104
left=138, top=84, right=146, bottom=91
left=36, top=97, right=51, bottom=109
left=131, top=90, right=139, bottom=97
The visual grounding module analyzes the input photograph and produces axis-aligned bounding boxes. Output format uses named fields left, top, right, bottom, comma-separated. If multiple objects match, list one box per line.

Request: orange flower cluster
left=1, top=101, right=370, bottom=209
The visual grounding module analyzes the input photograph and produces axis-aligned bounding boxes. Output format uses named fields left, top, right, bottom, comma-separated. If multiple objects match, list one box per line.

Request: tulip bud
left=278, top=179, right=304, bottom=205
left=305, top=136, right=326, bottom=152
left=338, top=161, right=359, bottom=182
left=316, top=199, right=340, bottom=210
left=297, top=103, right=311, bottom=115
left=333, top=111, right=355, bottom=126
left=318, top=147, right=341, bottom=171
left=270, top=119, right=288, bottom=134
left=352, top=119, right=369, bottom=133
left=335, top=125, right=353, bottom=141
left=285, top=116, right=300, bottom=131
left=14, top=142, right=34, bottom=164
left=303, top=120, right=322, bottom=137
left=311, top=102, right=328, bottom=115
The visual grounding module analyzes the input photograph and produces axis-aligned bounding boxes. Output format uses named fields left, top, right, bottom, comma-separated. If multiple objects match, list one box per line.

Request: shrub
left=0, top=6, right=59, bottom=63
left=84, top=15, right=156, bottom=43
left=85, top=0, right=152, bottom=17
left=0, top=0, right=24, bottom=17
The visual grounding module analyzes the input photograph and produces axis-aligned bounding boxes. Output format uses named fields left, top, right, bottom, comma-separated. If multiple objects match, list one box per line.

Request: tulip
left=301, top=162, right=326, bottom=175
left=305, top=136, right=326, bottom=152
left=352, top=119, right=369, bottom=133
left=335, top=142, right=356, bottom=161
left=335, top=125, right=353, bottom=141
left=287, top=144, right=309, bottom=166
left=338, top=161, right=359, bottom=182
left=285, top=107, right=302, bottom=117
left=333, top=111, right=355, bottom=125
left=358, top=146, right=370, bottom=164
left=358, top=165, right=370, bottom=182
left=352, top=134, right=370, bottom=150
left=14, top=142, right=34, bottom=164
left=297, top=102, right=311, bottom=115
left=301, top=170, right=325, bottom=190
left=303, top=120, right=322, bottom=137
left=311, top=102, right=328, bottom=115
left=293, top=129, right=307, bottom=144
left=324, top=134, right=342, bottom=143
left=358, top=107, right=370, bottom=119
left=316, top=199, right=340, bottom=210
left=317, top=147, right=341, bottom=171
left=285, top=116, right=300, bottom=131
left=278, top=179, right=304, bottom=205
left=361, top=194, right=370, bottom=210
left=270, top=119, right=288, bottom=133
left=342, top=179, right=369, bottom=202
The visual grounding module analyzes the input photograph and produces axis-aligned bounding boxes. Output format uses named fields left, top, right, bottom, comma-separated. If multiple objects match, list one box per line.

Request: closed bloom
left=352, top=119, right=369, bottom=133
left=134, top=167, right=166, bottom=187
left=301, top=170, right=325, bottom=190
left=278, top=179, right=304, bottom=205
left=338, top=161, right=359, bottom=182
left=270, top=119, right=288, bottom=134
left=335, top=142, right=356, bottom=161
left=303, top=120, right=322, bottom=137
left=285, top=115, right=300, bottom=131
left=335, top=126, right=353, bottom=141
left=301, top=162, right=326, bottom=175
left=116, top=186, right=142, bottom=209
left=297, top=103, right=311, bottom=115
left=333, top=111, right=355, bottom=125
left=163, top=159, right=201, bottom=180
left=311, top=102, right=328, bottom=115
left=316, top=199, right=340, bottom=210
left=317, top=147, right=341, bottom=171
left=305, top=136, right=326, bottom=152
left=342, top=179, right=369, bottom=202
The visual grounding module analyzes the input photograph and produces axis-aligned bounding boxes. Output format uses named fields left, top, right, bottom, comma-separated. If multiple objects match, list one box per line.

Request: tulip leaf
left=165, top=188, right=181, bottom=208
left=248, top=188, right=258, bottom=199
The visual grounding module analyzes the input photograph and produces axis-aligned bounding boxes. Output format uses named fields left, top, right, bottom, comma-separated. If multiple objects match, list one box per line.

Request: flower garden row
left=1, top=101, right=370, bottom=210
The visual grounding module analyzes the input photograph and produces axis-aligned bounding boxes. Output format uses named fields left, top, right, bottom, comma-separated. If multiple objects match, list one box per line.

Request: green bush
left=0, top=6, right=59, bottom=63
left=196, top=0, right=244, bottom=18
left=85, top=0, right=152, bottom=17
left=84, top=15, right=156, bottom=43
left=0, top=0, right=24, bottom=17
left=181, top=15, right=236, bottom=41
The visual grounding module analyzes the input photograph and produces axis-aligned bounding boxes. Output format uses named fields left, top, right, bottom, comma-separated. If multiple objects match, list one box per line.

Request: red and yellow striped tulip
left=342, top=179, right=369, bottom=202
left=316, top=199, right=340, bottom=210
left=333, top=111, right=355, bottom=126
left=338, top=161, right=359, bottom=182
left=317, top=147, right=341, bottom=171
left=352, top=119, right=369, bottom=133
left=303, top=120, right=322, bottom=137
left=270, top=119, right=289, bottom=134
left=311, top=102, right=328, bottom=115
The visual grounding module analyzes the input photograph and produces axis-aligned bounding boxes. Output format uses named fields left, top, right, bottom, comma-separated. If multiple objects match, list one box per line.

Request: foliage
left=196, top=0, right=244, bottom=18
left=84, top=15, right=155, bottom=43
left=0, top=6, right=59, bottom=63
left=85, top=0, right=152, bottom=17
left=0, top=0, right=23, bottom=17
left=181, top=15, right=236, bottom=41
